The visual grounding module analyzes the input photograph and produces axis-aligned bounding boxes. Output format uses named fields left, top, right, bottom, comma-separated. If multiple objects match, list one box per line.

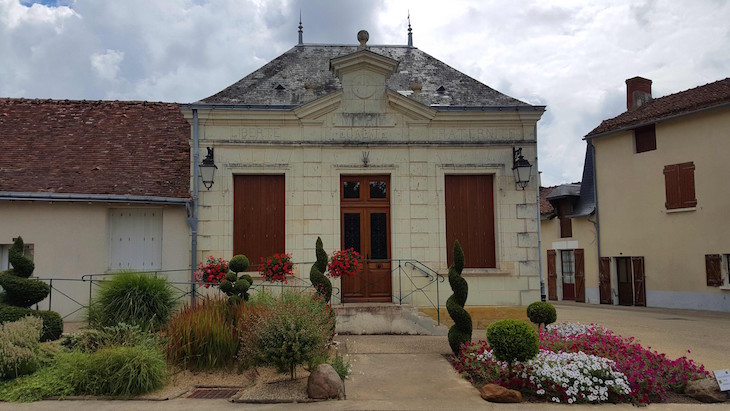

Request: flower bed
left=451, top=322, right=709, bottom=405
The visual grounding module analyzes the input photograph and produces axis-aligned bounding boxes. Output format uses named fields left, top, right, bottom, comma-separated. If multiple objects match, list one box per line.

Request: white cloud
left=90, top=49, right=124, bottom=81
left=2, top=0, right=729, bottom=185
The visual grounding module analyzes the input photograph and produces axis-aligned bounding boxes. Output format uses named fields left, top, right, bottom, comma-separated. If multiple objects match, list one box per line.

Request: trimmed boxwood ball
left=229, top=255, right=250, bottom=273
left=486, top=319, right=539, bottom=367
left=526, top=301, right=557, bottom=330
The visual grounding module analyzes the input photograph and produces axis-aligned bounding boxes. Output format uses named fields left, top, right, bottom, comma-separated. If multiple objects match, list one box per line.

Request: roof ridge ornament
left=407, top=11, right=413, bottom=47
left=357, top=30, right=369, bottom=50
left=298, top=11, right=303, bottom=45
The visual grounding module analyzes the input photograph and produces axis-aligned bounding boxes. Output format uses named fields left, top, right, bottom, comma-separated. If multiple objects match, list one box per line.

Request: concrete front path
left=2, top=304, right=729, bottom=410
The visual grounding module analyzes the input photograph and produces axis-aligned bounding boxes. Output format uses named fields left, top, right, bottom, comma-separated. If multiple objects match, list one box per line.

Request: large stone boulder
left=480, top=383, right=522, bottom=403
left=685, top=378, right=728, bottom=403
left=307, top=364, right=344, bottom=400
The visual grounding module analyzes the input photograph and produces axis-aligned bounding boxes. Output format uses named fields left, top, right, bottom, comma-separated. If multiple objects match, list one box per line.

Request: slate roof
left=0, top=99, right=190, bottom=199
left=199, top=45, right=531, bottom=109
left=586, top=77, right=730, bottom=137
left=540, top=143, right=596, bottom=219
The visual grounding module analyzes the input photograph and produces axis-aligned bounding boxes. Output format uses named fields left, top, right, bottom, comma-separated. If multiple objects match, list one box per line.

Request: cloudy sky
left=2, top=0, right=729, bottom=185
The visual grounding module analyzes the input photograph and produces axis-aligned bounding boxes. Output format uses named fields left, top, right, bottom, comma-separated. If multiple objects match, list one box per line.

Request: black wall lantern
left=512, top=147, right=533, bottom=190
left=199, top=147, right=217, bottom=190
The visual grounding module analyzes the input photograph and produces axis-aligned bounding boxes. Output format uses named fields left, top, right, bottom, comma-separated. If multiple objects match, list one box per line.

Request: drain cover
left=188, top=388, right=240, bottom=399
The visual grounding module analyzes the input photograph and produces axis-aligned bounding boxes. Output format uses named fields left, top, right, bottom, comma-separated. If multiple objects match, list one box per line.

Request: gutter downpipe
left=589, top=140, right=602, bottom=302
left=535, top=125, right=546, bottom=301
left=189, top=109, right=200, bottom=304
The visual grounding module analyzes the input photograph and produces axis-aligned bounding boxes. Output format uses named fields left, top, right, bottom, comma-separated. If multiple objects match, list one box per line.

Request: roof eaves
left=0, top=192, right=190, bottom=205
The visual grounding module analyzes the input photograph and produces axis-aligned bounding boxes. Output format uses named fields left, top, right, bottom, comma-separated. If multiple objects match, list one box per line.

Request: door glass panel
left=369, top=181, right=387, bottom=199
left=370, top=213, right=387, bottom=260
left=343, top=182, right=360, bottom=199
left=344, top=213, right=361, bottom=253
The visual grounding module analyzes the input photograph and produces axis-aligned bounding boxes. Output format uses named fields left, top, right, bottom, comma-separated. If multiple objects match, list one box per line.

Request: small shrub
left=62, top=323, right=151, bottom=353
left=0, top=305, right=63, bottom=342
left=486, top=319, right=539, bottom=370
left=526, top=301, right=557, bottom=330
left=0, top=358, right=75, bottom=402
left=330, top=352, right=351, bottom=380
left=0, top=316, right=43, bottom=379
left=87, top=271, right=176, bottom=331
left=164, top=296, right=251, bottom=370
left=220, top=254, right=252, bottom=304
left=248, top=290, right=334, bottom=379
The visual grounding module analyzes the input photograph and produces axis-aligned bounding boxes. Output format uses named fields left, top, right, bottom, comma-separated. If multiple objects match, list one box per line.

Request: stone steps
left=333, top=303, right=449, bottom=336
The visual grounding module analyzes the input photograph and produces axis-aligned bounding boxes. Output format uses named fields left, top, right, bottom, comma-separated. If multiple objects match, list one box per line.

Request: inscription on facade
left=235, top=128, right=281, bottom=139
left=333, top=113, right=396, bottom=128
left=429, top=127, right=524, bottom=141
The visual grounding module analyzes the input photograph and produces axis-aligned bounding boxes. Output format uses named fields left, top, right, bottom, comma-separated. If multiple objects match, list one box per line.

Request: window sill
left=461, top=268, right=511, bottom=277
left=720, top=285, right=730, bottom=291
left=664, top=207, right=697, bottom=214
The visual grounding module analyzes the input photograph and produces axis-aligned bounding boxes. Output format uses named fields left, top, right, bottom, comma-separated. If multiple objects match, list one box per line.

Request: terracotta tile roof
left=0, top=99, right=190, bottom=199
left=586, top=77, right=730, bottom=137
left=539, top=186, right=556, bottom=217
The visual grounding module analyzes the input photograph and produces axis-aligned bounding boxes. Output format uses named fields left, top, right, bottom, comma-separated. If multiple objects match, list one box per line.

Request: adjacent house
left=182, top=29, right=546, bottom=307
left=539, top=144, right=599, bottom=304
left=0, top=99, right=191, bottom=319
left=585, top=77, right=730, bottom=311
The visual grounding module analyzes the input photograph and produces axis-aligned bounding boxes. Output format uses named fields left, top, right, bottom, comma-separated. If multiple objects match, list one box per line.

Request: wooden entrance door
left=616, top=257, right=633, bottom=306
left=340, top=175, right=391, bottom=302
left=599, top=257, right=612, bottom=304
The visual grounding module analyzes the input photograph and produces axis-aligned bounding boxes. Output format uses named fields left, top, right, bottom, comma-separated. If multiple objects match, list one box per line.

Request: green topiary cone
left=310, top=237, right=332, bottom=303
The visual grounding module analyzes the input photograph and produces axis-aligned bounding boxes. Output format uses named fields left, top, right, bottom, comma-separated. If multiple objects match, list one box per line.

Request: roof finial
left=298, top=10, right=303, bottom=45
left=407, top=11, right=413, bottom=47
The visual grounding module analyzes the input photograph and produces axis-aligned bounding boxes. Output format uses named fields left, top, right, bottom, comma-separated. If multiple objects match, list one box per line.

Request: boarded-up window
left=634, top=124, right=656, bottom=153
left=664, top=162, right=697, bottom=209
left=705, top=254, right=723, bottom=287
left=233, top=175, right=285, bottom=270
left=445, top=175, right=496, bottom=268
left=110, top=209, right=162, bottom=270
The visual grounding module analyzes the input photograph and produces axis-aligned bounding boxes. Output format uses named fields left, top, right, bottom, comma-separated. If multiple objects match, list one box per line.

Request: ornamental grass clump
left=540, top=322, right=709, bottom=404
left=87, top=271, right=177, bottom=331
left=164, top=296, right=253, bottom=370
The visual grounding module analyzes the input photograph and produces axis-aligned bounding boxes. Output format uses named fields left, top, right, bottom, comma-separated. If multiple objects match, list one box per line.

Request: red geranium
left=258, top=253, right=293, bottom=283
left=327, top=248, right=363, bottom=278
left=194, top=256, right=229, bottom=288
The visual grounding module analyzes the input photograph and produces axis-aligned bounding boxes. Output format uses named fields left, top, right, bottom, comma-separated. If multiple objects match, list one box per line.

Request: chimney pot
left=626, top=76, right=652, bottom=111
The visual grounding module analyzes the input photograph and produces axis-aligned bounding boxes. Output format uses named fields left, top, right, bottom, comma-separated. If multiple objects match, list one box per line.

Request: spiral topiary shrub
left=486, top=319, right=539, bottom=371
left=309, top=237, right=332, bottom=303
left=219, top=254, right=252, bottom=304
left=0, top=236, right=62, bottom=341
left=446, top=241, right=472, bottom=354
left=526, top=301, right=557, bottom=330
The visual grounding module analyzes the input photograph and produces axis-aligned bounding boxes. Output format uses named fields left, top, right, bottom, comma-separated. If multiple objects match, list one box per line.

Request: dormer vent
left=274, top=84, right=285, bottom=90
left=436, top=86, right=446, bottom=94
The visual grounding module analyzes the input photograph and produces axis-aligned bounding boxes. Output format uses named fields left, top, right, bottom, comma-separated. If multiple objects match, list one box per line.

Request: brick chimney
left=626, top=76, right=652, bottom=111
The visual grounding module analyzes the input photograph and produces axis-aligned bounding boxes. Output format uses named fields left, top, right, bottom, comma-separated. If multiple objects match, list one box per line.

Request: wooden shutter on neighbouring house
left=664, top=162, right=697, bottom=209
left=634, top=124, right=656, bottom=153
left=632, top=256, right=646, bottom=306
left=574, top=248, right=585, bottom=302
left=705, top=254, right=723, bottom=286
left=599, top=257, right=611, bottom=304
left=547, top=250, right=557, bottom=300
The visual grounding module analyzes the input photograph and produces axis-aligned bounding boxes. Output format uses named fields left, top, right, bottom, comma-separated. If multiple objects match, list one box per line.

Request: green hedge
left=0, top=305, right=63, bottom=342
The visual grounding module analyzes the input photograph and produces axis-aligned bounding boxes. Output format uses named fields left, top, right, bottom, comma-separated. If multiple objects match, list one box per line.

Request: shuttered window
left=110, top=209, right=162, bottom=270
left=634, top=124, right=656, bottom=153
left=233, top=175, right=285, bottom=270
left=664, top=162, right=697, bottom=210
left=705, top=254, right=723, bottom=287
left=556, top=200, right=573, bottom=238
left=445, top=175, right=496, bottom=268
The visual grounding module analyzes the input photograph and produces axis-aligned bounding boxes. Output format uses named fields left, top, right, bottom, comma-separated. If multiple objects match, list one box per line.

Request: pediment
left=329, top=49, right=399, bottom=79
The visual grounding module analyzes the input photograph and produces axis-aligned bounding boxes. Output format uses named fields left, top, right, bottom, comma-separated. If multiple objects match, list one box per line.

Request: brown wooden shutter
left=599, top=257, right=612, bottom=304
left=705, top=254, right=723, bottom=286
left=547, top=250, right=557, bottom=301
left=664, top=164, right=680, bottom=209
left=664, top=162, right=696, bottom=209
left=679, top=162, right=697, bottom=208
left=445, top=175, right=496, bottom=268
left=632, top=256, right=646, bottom=306
left=574, top=249, right=585, bottom=302
left=233, top=175, right=285, bottom=270
left=634, top=125, right=656, bottom=153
